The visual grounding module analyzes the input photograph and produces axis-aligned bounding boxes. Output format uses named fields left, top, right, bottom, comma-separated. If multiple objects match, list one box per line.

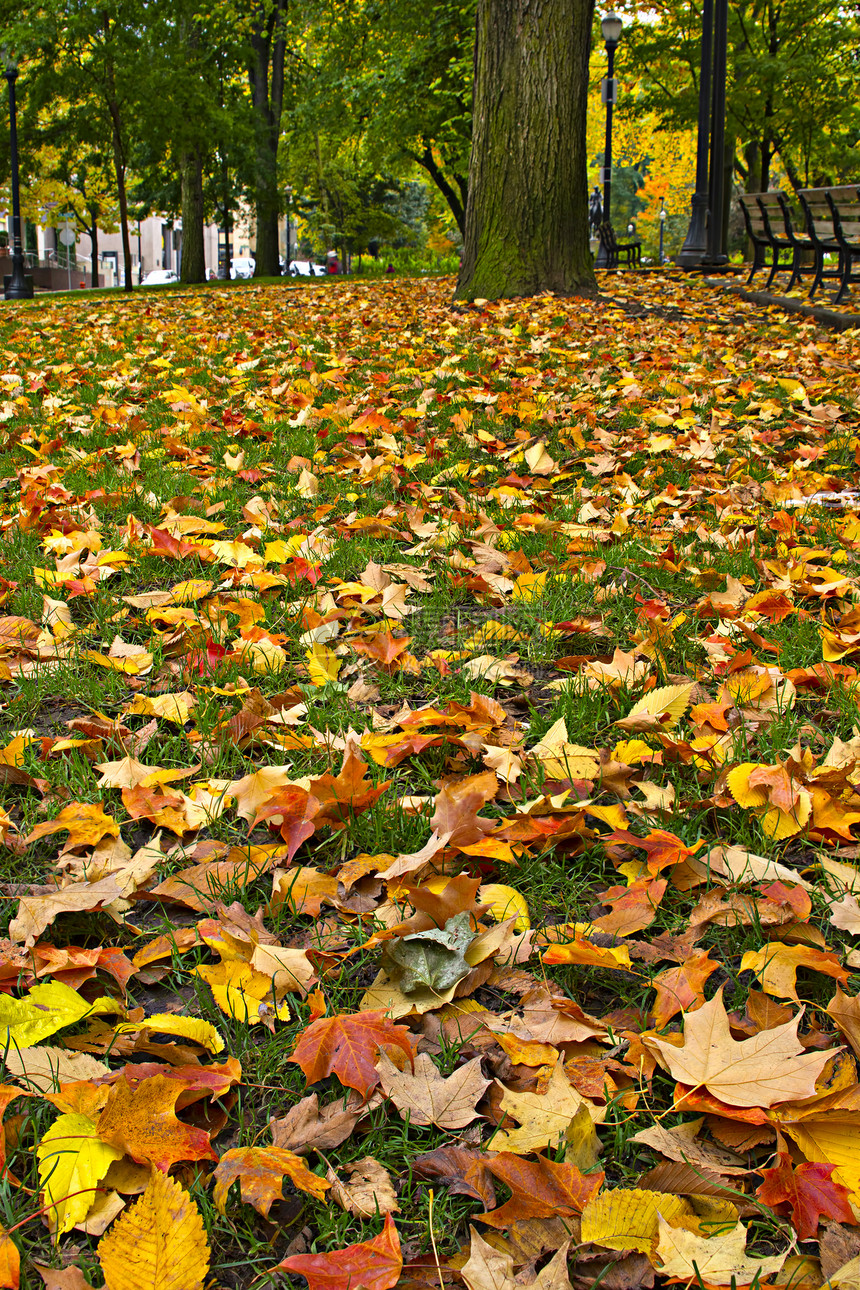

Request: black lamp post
left=595, top=11, right=623, bottom=268
left=285, top=184, right=292, bottom=273
left=679, top=0, right=729, bottom=268
left=3, top=53, right=33, bottom=300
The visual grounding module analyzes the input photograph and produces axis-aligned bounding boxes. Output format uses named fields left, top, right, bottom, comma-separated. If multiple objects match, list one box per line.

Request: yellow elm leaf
left=581, top=1188, right=693, bottom=1254
left=478, top=884, right=530, bottom=932
left=169, top=580, right=213, bottom=604
left=614, top=682, right=696, bottom=733
left=86, top=650, right=154, bottom=676
left=112, top=1015, right=225, bottom=1054
left=98, top=1169, right=210, bottom=1290
left=655, top=1216, right=787, bottom=1284
left=306, top=642, right=341, bottom=687
left=37, top=1112, right=123, bottom=1236
left=125, top=693, right=195, bottom=724
left=0, top=982, right=122, bottom=1048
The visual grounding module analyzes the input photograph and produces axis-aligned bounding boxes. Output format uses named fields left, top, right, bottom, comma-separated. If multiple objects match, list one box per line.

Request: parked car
left=230, top=257, right=256, bottom=279
left=142, top=268, right=179, bottom=286
left=289, top=260, right=325, bottom=277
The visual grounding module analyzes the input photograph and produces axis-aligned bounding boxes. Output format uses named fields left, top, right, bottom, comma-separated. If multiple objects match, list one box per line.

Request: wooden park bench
left=597, top=221, right=641, bottom=269
left=798, top=185, right=860, bottom=303
left=739, top=189, right=847, bottom=299
left=738, top=191, right=826, bottom=291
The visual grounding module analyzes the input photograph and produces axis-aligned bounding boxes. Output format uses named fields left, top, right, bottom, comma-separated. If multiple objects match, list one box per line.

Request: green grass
left=0, top=270, right=858, bottom=1285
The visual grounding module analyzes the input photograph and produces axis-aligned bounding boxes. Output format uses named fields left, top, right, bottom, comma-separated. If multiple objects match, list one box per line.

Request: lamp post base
left=4, top=272, right=33, bottom=300
left=678, top=192, right=709, bottom=268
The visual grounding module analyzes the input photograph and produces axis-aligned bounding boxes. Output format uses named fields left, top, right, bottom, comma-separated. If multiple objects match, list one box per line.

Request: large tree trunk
left=455, top=0, right=596, bottom=301
left=249, top=1, right=286, bottom=278
left=180, top=151, right=205, bottom=283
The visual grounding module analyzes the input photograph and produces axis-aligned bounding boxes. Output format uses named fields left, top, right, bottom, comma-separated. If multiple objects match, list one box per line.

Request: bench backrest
left=598, top=221, right=618, bottom=250
left=757, top=191, right=795, bottom=239
left=739, top=194, right=769, bottom=239
left=798, top=188, right=839, bottom=240
left=826, top=186, right=860, bottom=243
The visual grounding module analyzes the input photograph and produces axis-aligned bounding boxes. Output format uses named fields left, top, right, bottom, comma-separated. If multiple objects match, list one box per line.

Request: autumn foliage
left=0, top=272, right=858, bottom=1288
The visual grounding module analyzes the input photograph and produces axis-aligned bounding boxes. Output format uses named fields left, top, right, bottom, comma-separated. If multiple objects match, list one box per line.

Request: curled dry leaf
left=326, top=1155, right=399, bottom=1216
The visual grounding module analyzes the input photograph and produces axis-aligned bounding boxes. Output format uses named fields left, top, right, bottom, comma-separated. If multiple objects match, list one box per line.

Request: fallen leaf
left=327, top=1156, right=399, bottom=1216
left=376, top=1050, right=489, bottom=1129
left=213, top=1146, right=329, bottom=1217
left=289, top=1010, right=414, bottom=1099
left=644, top=987, right=834, bottom=1107
left=277, top=1212, right=402, bottom=1290
left=492, top=1061, right=602, bottom=1154
left=756, top=1150, right=854, bottom=1239
left=98, top=1169, right=209, bottom=1290
left=477, top=1153, right=603, bottom=1227
left=654, top=1215, right=787, bottom=1284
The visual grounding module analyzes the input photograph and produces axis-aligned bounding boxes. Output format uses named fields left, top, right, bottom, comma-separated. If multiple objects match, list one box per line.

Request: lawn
left=0, top=271, right=859, bottom=1289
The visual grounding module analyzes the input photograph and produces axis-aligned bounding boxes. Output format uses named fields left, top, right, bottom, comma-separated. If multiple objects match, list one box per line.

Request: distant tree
left=620, top=0, right=860, bottom=195
left=247, top=1, right=287, bottom=277
left=8, top=0, right=146, bottom=290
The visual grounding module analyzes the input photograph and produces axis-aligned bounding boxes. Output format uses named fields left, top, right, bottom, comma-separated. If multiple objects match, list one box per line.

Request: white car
left=289, top=260, right=325, bottom=277
left=143, top=269, right=179, bottom=286
left=230, top=257, right=256, bottom=279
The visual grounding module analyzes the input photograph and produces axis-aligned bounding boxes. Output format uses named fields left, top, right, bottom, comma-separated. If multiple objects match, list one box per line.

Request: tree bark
left=180, top=150, right=205, bottom=283
left=455, top=0, right=596, bottom=301
left=249, top=1, right=287, bottom=278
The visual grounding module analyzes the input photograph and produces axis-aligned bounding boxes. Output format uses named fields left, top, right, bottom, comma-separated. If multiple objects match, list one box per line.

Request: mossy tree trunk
left=180, top=150, right=205, bottom=283
left=455, top=0, right=596, bottom=301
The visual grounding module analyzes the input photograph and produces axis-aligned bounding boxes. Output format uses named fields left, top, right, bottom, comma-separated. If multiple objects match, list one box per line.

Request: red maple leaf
left=756, top=1151, right=855, bottom=1239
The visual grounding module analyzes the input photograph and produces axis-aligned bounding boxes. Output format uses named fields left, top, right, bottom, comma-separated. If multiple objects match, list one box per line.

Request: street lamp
left=679, top=0, right=729, bottom=267
left=595, top=12, right=623, bottom=268
left=659, top=198, right=666, bottom=264
left=3, top=52, right=33, bottom=300
left=285, top=185, right=293, bottom=273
